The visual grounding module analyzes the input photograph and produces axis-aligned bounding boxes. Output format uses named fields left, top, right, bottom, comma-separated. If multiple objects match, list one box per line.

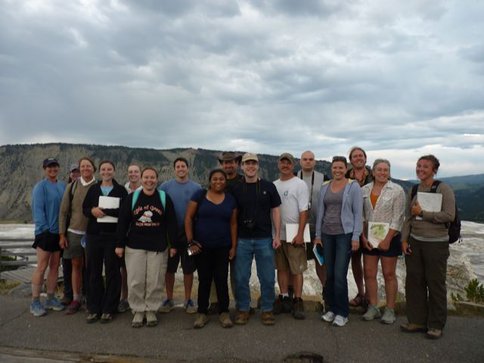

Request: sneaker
left=86, top=313, right=99, bottom=323
left=219, top=312, right=233, bottom=328
left=362, top=305, right=381, bottom=321
left=30, top=300, right=47, bottom=317
left=100, top=313, right=113, bottom=324
left=65, top=300, right=81, bottom=315
left=426, top=328, right=443, bottom=340
left=234, top=310, right=250, bottom=325
left=400, top=322, right=427, bottom=333
left=261, top=311, right=275, bottom=326
left=146, top=311, right=158, bottom=327
left=194, top=313, right=209, bottom=329
left=132, top=311, right=145, bottom=328
left=118, top=299, right=130, bottom=313
left=321, top=311, right=335, bottom=323
left=158, top=299, right=175, bottom=313
left=292, top=298, right=305, bottom=320
left=332, top=315, right=348, bottom=327
left=45, top=297, right=65, bottom=311
left=184, top=299, right=197, bottom=314
left=381, top=308, right=396, bottom=324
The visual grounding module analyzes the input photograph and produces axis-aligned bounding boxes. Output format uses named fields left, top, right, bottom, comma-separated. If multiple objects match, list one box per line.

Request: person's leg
left=61, top=253, right=73, bottom=303
left=213, top=247, right=230, bottom=313
left=381, top=256, right=398, bottom=309
left=422, top=242, right=449, bottom=330
left=145, top=250, right=168, bottom=312
left=164, top=252, right=179, bottom=300
left=103, top=238, right=121, bottom=314
left=332, top=233, right=352, bottom=317
left=71, top=255, right=83, bottom=301
left=196, top=248, right=213, bottom=314
left=179, top=250, right=196, bottom=305
left=254, top=238, right=275, bottom=312
left=32, top=248, right=50, bottom=299
left=234, top=238, right=254, bottom=312
left=322, top=234, right=336, bottom=313
left=350, top=249, right=365, bottom=306
left=404, top=238, right=427, bottom=326
left=125, top=247, right=147, bottom=313
left=120, top=260, right=128, bottom=301
left=363, top=254, right=379, bottom=306
left=45, top=251, right=61, bottom=295
left=86, top=235, right=103, bottom=314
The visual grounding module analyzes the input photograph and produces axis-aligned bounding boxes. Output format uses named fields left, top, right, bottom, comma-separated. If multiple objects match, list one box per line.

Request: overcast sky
left=1, top=0, right=483, bottom=179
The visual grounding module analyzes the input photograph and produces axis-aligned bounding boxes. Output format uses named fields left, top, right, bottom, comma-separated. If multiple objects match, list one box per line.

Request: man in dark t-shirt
left=231, top=153, right=282, bottom=326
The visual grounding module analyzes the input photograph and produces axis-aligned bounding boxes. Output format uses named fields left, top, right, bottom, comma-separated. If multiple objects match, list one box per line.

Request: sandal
left=349, top=294, right=365, bottom=307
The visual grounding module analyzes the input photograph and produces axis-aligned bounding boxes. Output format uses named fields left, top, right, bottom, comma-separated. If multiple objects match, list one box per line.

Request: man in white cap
left=231, top=153, right=282, bottom=325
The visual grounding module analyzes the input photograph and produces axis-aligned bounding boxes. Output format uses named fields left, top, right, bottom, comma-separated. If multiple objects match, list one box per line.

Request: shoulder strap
left=430, top=180, right=441, bottom=193
left=132, top=189, right=166, bottom=210
left=410, top=184, right=418, bottom=200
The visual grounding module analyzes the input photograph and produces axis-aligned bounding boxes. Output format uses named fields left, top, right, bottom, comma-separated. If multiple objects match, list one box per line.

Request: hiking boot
left=426, top=328, right=443, bottom=340
left=261, top=311, right=275, bottom=326
left=184, top=299, right=197, bottom=314
left=118, top=299, right=130, bottom=313
left=194, top=313, right=209, bottom=329
left=86, top=313, right=99, bottom=323
left=45, top=297, right=65, bottom=311
left=273, top=295, right=284, bottom=315
left=219, top=312, right=233, bottom=328
left=159, top=299, right=175, bottom=313
left=146, top=311, right=158, bottom=327
left=30, top=300, right=47, bottom=317
left=292, top=298, right=305, bottom=320
left=381, top=308, right=396, bottom=324
left=234, top=310, right=250, bottom=325
left=362, top=305, right=381, bottom=321
left=132, top=311, right=145, bottom=328
left=100, top=313, right=113, bottom=324
left=282, top=296, right=293, bottom=313
left=65, top=300, right=81, bottom=315
left=332, top=315, right=348, bottom=327
left=400, top=322, right=427, bottom=333
left=321, top=311, right=335, bottom=323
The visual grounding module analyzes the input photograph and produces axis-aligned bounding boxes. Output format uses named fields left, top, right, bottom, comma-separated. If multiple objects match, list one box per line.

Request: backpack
left=131, top=189, right=166, bottom=210
left=411, top=181, right=461, bottom=243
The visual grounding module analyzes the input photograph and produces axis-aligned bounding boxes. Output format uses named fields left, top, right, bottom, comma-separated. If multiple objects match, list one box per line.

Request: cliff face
left=0, top=143, right=331, bottom=222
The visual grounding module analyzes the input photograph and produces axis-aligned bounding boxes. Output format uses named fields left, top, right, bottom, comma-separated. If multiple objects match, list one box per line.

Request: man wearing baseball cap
left=273, top=153, right=309, bottom=319
left=30, top=158, right=66, bottom=316
left=231, top=153, right=282, bottom=325
left=218, top=151, right=244, bottom=191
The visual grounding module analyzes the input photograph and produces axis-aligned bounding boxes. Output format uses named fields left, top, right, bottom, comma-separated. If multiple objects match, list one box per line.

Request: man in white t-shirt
left=273, top=153, right=309, bottom=320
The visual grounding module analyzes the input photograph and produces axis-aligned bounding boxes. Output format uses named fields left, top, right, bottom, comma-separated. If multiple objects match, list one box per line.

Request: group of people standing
left=30, top=148, right=455, bottom=340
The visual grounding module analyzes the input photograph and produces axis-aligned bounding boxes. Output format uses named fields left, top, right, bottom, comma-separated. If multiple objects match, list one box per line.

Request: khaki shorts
left=275, top=241, right=308, bottom=274
left=63, top=231, right=85, bottom=259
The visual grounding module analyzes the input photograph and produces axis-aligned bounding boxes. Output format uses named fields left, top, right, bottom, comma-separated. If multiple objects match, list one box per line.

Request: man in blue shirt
left=30, top=158, right=66, bottom=316
left=159, top=157, right=202, bottom=314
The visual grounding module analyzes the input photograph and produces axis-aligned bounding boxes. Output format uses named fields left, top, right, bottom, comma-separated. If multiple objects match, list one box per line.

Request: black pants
left=61, top=251, right=73, bottom=300
left=85, top=234, right=121, bottom=314
left=196, top=246, right=230, bottom=314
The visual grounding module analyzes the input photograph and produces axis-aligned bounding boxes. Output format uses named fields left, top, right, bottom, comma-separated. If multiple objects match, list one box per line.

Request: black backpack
left=411, top=180, right=462, bottom=244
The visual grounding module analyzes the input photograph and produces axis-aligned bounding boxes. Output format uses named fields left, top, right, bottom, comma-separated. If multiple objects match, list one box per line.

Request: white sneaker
left=321, top=311, right=335, bottom=322
left=332, top=315, right=348, bottom=327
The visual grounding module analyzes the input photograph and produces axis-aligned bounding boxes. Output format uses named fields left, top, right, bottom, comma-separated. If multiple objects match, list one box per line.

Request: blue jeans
left=323, top=233, right=352, bottom=317
left=235, top=238, right=275, bottom=312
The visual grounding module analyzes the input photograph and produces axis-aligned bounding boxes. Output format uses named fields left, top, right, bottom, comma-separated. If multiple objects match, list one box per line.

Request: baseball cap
left=43, top=158, right=59, bottom=168
left=69, top=163, right=80, bottom=172
left=241, top=153, right=259, bottom=163
left=279, top=153, right=295, bottom=164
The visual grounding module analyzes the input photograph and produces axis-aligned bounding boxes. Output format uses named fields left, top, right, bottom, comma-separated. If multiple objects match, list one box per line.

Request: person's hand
left=272, top=237, right=281, bottom=249
left=402, top=240, right=412, bottom=255
left=229, top=247, right=236, bottom=260
left=91, top=207, right=105, bottom=218
left=188, top=241, right=202, bottom=256
left=169, top=248, right=177, bottom=258
left=115, top=247, right=124, bottom=258
left=411, top=201, right=422, bottom=217
left=377, top=238, right=390, bottom=252
left=59, top=235, right=68, bottom=249
left=351, top=240, right=359, bottom=252
left=313, top=237, right=323, bottom=248
left=361, top=235, right=373, bottom=251
left=292, top=233, right=305, bottom=246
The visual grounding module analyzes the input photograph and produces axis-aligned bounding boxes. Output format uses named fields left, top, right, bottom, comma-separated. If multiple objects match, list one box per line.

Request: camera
left=243, top=219, right=256, bottom=230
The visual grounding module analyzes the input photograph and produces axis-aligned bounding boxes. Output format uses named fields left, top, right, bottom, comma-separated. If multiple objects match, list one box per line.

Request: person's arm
left=116, top=194, right=132, bottom=251
left=292, top=210, right=308, bottom=245
left=83, top=185, right=105, bottom=219
left=59, top=184, right=71, bottom=249
left=378, top=185, right=405, bottom=251
left=32, top=183, right=48, bottom=233
left=184, top=200, right=201, bottom=255
left=102, top=187, right=128, bottom=217
left=229, top=208, right=237, bottom=260
left=351, top=182, right=363, bottom=251
left=164, top=195, right=178, bottom=249
left=271, top=206, right=281, bottom=249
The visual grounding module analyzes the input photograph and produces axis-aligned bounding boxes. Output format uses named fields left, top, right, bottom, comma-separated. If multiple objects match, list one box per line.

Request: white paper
left=286, top=223, right=311, bottom=243
left=97, top=196, right=120, bottom=223
left=417, top=192, right=442, bottom=212
left=313, top=244, right=324, bottom=266
left=368, top=222, right=390, bottom=247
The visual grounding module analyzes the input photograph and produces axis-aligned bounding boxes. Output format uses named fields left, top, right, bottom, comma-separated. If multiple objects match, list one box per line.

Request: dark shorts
left=32, top=231, right=61, bottom=252
left=362, top=234, right=402, bottom=257
left=166, top=231, right=196, bottom=274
